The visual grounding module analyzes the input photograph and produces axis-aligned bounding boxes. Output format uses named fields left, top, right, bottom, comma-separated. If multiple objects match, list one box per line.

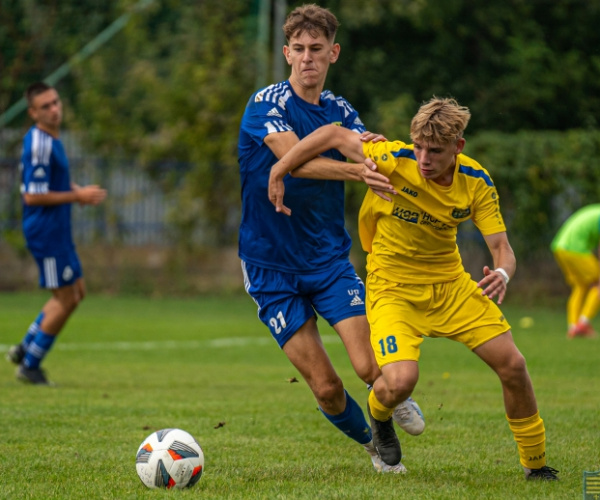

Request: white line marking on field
left=0, top=335, right=341, bottom=353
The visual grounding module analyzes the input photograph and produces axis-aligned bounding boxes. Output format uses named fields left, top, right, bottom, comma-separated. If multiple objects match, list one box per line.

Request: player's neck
left=431, top=159, right=457, bottom=187
left=288, top=76, right=324, bottom=105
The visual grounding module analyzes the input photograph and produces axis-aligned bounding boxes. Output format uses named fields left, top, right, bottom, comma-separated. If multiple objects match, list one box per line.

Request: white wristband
left=495, top=267, right=509, bottom=284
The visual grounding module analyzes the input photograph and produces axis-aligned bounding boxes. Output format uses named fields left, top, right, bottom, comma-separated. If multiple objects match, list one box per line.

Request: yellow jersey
left=360, top=140, right=506, bottom=284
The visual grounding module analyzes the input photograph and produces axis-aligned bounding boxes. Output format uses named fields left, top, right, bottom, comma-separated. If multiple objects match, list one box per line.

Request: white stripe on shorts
left=240, top=260, right=260, bottom=313
left=240, top=260, right=251, bottom=293
left=43, top=257, right=58, bottom=288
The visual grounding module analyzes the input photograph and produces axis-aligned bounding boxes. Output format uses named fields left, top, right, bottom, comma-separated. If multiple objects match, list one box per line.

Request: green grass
left=0, top=291, right=597, bottom=499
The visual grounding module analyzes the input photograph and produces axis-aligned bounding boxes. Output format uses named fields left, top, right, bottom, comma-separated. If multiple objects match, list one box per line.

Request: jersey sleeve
left=21, top=129, right=51, bottom=195
left=240, top=89, right=294, bottom=146
left=362, top=140, right=410, bottom=177
left=471, top=175, right=507, bottom=236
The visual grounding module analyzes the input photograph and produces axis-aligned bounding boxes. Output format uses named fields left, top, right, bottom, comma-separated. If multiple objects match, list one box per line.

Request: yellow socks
left=506, top=411, right=546, bottom=469
left=567, top=285, right=588, bottom=325
left=581, top=286, right=600, bottom=322
left=368, top=390, right=395, bottom=421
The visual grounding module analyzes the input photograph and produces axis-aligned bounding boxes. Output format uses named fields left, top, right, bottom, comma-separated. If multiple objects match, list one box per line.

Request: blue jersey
left=238, top=80, right=366, bottom=273
left=20, top=126, right=74, bottom=256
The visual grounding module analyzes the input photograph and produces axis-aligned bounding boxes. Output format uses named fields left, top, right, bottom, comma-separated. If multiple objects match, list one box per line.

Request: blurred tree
left=313, top=0, right=600, bottom=134
left=4, top=0, right=600, bottom=137
left=0, top=0, right=121, bottom=125
left=70, top=0, right=256, bottom=246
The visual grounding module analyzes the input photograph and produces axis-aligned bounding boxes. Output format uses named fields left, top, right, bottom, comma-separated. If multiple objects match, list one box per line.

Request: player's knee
left=61, top=292, right=82, bottom=313
left=385, top=376, right=417, bottom=405
left=73, top=294, right=83, bottom=309
left=355, top=363, right=380, bottom=386
left=390, top=384, right=416, bottom=404
left=76, top=278, right=87, bottom=302
left=498, top=351, right=528, bottom=384
left=313, top=377, right=344, bottom=407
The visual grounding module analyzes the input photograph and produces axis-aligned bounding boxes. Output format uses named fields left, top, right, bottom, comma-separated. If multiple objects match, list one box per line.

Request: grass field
left=0, top=291, right=597, bottom=499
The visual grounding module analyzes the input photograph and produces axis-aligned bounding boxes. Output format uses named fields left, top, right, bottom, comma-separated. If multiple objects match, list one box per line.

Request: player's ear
left=455, top=137, right=466, bottom=154
left=283, top=45, right=292, bottom=65
left=329, top=43, right=340, bottom=63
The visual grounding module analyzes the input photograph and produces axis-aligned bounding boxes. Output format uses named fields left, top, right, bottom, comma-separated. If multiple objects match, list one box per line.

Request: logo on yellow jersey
left=401, top=186, right=418, bottom=197
left=392, top=206, right=419, bottom=224
left=421, top=213, right=451, bottom=231
left=451, top=207, right=471, bottom=219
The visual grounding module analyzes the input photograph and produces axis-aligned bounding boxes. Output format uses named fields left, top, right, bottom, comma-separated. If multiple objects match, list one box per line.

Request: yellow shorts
left=366, top=272, right=511, bottom=367
left=553, top=249, right=599, bottom=286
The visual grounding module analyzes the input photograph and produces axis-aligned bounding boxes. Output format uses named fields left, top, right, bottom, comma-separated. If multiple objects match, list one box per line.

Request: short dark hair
left=283, top=4, right=339, bottom=43
left=25, top=82, right=54, bottom=106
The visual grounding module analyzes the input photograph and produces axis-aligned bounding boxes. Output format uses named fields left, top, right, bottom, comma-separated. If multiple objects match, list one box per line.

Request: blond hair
left=283, top=4, right=339, bottom=43
left=410, top=97, right=471, bottom=145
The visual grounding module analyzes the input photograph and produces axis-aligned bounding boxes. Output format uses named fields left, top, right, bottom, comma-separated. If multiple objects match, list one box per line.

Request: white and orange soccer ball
left=135, top=428, right=204, bottom=489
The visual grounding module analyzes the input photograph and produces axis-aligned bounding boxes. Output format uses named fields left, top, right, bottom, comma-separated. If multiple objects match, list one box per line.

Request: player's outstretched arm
left=291, top=130, right=383, bottom=180
left=478, top=232, right=516, bottom=304
left=72, top=184, right=108, bottom=206
left=291, top=132, right=396, bottom=200
left=264, top=128, right=368, bottom=184
left=23, top=185, right=107, bottom=207
left=268, top=125, right=367, bottom=215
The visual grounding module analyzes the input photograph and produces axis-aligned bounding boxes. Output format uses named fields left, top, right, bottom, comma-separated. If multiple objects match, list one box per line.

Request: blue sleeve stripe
left=391, top=148, right=416, bottom=160
left=458, top=165, right=494, bottom=186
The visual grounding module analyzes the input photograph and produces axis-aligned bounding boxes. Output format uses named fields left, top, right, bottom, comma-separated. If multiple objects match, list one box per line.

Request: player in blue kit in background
left=6, top=82, right=107, bottom=385
left=238, top=4, right=423, bottom=473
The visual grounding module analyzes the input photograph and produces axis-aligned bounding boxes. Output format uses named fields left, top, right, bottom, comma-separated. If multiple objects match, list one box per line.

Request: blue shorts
left=33, top=248, right=82, bottom=289
left=241, top=259, right=366, bottom=347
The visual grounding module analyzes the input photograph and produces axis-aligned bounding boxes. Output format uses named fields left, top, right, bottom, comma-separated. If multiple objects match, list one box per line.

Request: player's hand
left=268, top=166, right=291, bottom=216
left=477, top=265, right=508, bottom=304
left=360, top=131, right=387, bottom=143
left=362, top=158, right=397, bottom=202
left=75, top=185, right=107, bottom=205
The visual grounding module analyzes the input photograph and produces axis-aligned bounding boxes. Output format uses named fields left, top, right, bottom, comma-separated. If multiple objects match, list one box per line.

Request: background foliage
left=329, top=0, right=600, bottom=133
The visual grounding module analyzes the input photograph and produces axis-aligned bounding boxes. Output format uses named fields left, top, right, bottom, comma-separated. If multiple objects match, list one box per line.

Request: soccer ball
left=135, top=428, right=204, bottom=489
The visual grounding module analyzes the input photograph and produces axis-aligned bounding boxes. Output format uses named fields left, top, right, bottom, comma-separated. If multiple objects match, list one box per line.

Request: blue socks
left=22, top=312, right=44, bottom=349
left=23, top=330, right=56, bottom=370
left=320, top=390, right=373, bottom=445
